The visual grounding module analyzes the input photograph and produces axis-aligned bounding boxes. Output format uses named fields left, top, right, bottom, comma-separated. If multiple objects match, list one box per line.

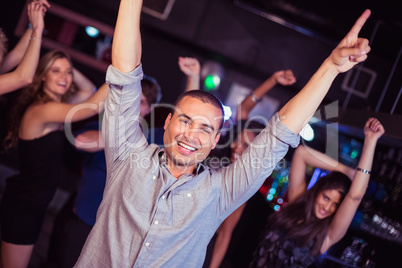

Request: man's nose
left=184, top=126, right=200, bottom=141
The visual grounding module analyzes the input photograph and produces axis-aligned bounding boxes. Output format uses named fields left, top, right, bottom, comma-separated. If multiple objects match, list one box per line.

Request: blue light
left=267, top=194, right=273, bottom=201
left=277, top=198, right=283, bottom=204
left=307, top=168, right=321, bottom=189
left=274, top=205, right=280, bottom=211
left=85, top=26, right=99, bottom=38
left=269, top=188, right=276, bottom=194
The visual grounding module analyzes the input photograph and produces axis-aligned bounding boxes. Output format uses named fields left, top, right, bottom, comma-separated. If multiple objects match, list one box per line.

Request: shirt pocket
left=123, top=175, right=156, bottom=213
left=172, top=189, right=207, bottom=227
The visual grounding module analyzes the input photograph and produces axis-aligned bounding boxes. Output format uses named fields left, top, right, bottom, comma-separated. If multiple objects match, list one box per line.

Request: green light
left=204, top=74, right=220, bottom=91
left=351, top=149, right=358, bottom=159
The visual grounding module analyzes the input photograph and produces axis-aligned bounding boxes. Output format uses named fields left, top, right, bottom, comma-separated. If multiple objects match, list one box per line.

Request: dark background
left=1, top=0, right=401, bottom=127
left=1, top=1, right=402, bottom=267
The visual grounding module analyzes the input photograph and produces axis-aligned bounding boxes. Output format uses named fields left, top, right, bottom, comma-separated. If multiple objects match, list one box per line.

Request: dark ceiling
left=1, top=0, right=401, bottom=141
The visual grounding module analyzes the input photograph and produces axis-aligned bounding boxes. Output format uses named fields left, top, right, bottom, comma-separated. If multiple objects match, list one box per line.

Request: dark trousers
left=47, top=196, right=92, bottom=268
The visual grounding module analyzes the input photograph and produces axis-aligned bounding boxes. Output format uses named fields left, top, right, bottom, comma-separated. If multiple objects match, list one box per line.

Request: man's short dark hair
left=173, top=90, right=225, bottom=131
left=141, top=75, right=162, bottom=106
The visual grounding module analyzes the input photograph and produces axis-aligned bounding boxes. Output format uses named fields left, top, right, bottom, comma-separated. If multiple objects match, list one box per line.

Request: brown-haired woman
left=249, top=118, right=384, bottom=267
left=0, top=50, right=107, bottom=268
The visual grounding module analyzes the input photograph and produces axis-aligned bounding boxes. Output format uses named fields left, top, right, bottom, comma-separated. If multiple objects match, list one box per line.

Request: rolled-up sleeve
left=215, top=113, right=300, bottom=220
left=103, top=64, right=147, bottom=173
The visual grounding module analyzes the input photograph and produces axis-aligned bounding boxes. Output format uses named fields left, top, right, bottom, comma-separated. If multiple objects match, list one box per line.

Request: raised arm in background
left=67, top=68, right=97, bottom=104
left=178, top=56, right=201, bottom=92
left=0, top=0, right=50, bottom=95
left=209, top=70, right=295, bottom=268
left=321, top=118, right=384, bottom=253
left=1, top=28, right=32, bottom=73
left=288, top=145, right=356, bottom=203
left=237, top=70, right=296, bottom=121
left=278, top=10, right=371, bottom=134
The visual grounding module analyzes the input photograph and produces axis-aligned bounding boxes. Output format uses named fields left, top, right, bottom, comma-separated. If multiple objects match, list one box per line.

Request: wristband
left=250, top=93, right=261, bottom=103
left=356, top=167, right=371, bottom=174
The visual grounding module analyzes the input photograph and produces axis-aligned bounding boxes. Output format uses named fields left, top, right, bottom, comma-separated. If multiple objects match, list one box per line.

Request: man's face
left=163, top=96, right=222, bottom=170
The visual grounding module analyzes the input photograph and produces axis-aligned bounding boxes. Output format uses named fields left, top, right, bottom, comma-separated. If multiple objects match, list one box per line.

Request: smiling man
left=163, top=91, right=224, bottom=177
left=74, top=0, right=371, bottom=267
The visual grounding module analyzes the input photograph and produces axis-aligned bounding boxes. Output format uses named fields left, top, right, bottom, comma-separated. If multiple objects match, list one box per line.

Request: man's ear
left=164, top=113, right=172, bottom=130
left=211, top=132, right=221, bottom=150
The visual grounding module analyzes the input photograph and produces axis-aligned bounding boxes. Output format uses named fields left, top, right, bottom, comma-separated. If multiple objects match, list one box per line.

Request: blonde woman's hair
left=0, top=28, right=8, bottom=68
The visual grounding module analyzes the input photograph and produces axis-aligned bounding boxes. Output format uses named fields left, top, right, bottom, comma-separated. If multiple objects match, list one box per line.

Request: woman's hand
left=27, top=0, right=50, bottom=32
left=178, top=57, right=200, bottom=77
left=273, top=70, right=296, bottom=86
left=364, top=117, right=385, bottom=142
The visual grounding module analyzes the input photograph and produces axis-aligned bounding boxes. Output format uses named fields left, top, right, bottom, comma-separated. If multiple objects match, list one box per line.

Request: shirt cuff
left=271, top=113, right=300, bottom=148
left=105, top=64, right=143, bottom=86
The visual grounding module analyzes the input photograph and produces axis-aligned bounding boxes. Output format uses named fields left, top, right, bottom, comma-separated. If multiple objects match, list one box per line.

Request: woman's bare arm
left=0, top=0, right=50, bottom=95
left=322, top=118, right=384, bottom=253
left=288, top=145, right=355, bottom=203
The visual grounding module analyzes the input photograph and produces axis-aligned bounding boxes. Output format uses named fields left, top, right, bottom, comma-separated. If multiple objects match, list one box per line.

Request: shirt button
left=162, top=195, right=165, bottom=199
left=152, top=175, right=156, bottom=180
left=145, top=242, right=150, bottom=247
left=154, top=220, right=159, bottom=225
left=187, top=193, right=192, bottom=197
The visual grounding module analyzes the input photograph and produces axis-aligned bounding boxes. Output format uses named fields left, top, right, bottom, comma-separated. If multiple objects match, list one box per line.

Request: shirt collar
left=158, top=149, right=206, bottom=175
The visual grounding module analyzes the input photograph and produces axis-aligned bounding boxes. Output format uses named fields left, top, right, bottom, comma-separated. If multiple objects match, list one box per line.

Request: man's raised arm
left=278, top=9, right=371, bottom=134
left=112, top=0, right=142, bottom=72
left=103, top=0, right=147, bottom=167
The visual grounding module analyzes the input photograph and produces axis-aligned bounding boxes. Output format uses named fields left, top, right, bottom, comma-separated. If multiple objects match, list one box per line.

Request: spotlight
left=201, top=61, right=225, bottom=91
left=222, top=104, right=232, bottom=121
left=204, top=75, right=221, bottom=91
left=85, top=26, right=99, bottom=38
left=300, top=123, right=314, bottom=141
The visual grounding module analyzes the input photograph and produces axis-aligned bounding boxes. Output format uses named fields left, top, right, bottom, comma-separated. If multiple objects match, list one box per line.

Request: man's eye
left=181, top=119, right=190, bottom=124
left=202, top=128, right=211, bottom=134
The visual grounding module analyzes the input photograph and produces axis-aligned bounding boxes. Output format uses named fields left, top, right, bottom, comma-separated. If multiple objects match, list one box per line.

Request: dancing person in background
left=249, top=118, right=384, bottom=267
left=208, top=70, right=296, bottom=268
left=0, top=50, right=107, bottom=268
left=178, top=56, right=201, bottom=91
left=74, top=0, right=371, bottom=266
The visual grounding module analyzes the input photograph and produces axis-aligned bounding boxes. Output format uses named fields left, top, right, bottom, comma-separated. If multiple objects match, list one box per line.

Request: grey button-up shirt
left=75, top=64, right=299, bottom=267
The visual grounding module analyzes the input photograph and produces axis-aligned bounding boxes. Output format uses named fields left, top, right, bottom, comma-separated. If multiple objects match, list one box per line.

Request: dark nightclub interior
left=0, top=0, right=401, bottom=267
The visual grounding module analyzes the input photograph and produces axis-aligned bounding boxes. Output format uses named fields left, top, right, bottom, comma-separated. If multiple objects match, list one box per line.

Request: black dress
left=249, top=229, right=319, bottom=268
left=0, top=131, right=66, bottom=244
